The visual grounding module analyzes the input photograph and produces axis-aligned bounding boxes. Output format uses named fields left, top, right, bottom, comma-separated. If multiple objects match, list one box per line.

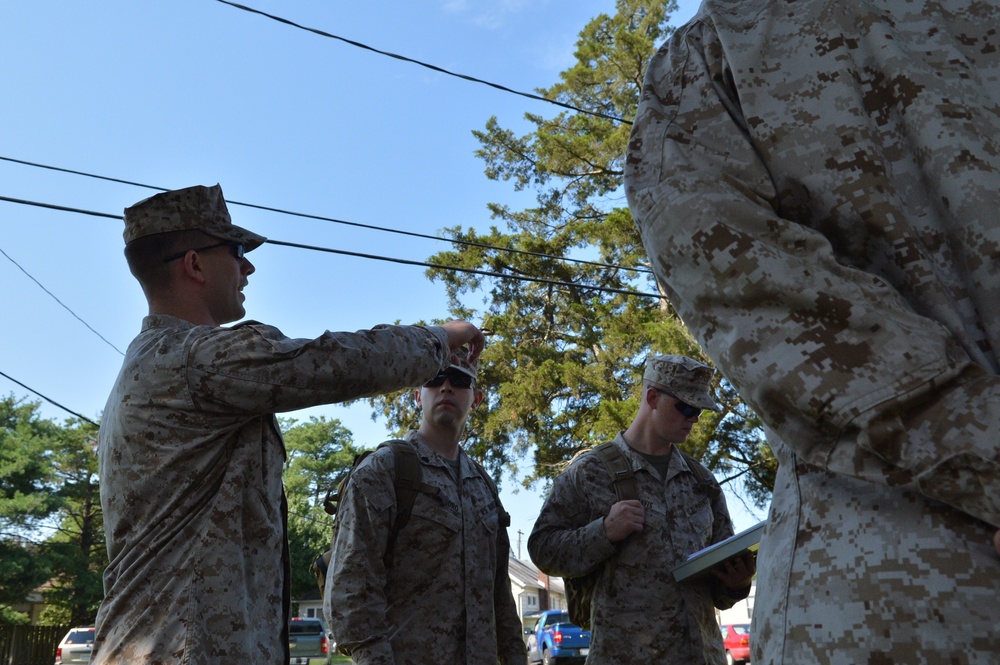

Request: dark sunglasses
left=162, top=241, right=245, bottom=264
left=653, top=388, right=701, bottom=418
left=424, top=371, right=475, bottom=389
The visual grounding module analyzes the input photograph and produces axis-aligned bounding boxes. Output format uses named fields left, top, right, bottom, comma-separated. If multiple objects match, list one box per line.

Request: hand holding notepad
left=672, top=521, right=766, bottom=582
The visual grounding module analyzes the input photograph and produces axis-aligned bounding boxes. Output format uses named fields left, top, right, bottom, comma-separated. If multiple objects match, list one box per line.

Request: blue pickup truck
left=524, top=610, right=591, bottom=665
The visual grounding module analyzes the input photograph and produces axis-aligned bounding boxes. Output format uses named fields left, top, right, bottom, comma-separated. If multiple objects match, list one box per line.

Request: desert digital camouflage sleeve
left=625, top=11, right=1000, bottom=528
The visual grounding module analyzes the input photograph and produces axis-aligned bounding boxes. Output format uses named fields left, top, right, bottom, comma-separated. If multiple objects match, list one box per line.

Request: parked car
left=720, top=623, right=751, bottom=664
left=54, top=627, right=95, bottom=665
left=525, top=610, right=590, bottom=665
left=288, top=617, right=331, bottom=665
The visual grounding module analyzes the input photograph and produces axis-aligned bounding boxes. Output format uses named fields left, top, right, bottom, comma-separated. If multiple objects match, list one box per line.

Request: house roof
left=508, top=553, right=565, bottom=595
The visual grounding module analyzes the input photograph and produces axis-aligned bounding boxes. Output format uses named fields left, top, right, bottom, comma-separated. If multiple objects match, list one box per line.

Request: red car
left=720, top=623, right=751, bottom=664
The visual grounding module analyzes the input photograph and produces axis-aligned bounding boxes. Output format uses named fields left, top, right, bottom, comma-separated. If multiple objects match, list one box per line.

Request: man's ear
left=471, top=388, right=485, bottom=409
left=181, top=250, right=208, bottom=284
left=643, top=385, right=658, bottom=410
left=414, top=388, right=423, bottom=408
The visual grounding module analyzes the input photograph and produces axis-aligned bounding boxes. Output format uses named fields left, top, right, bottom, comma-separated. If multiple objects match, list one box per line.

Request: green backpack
left=312, top=440, right=510, bottom=598
left=312, top=440, right=434, bottom=597
left=564, top=442, right=720, bottom=630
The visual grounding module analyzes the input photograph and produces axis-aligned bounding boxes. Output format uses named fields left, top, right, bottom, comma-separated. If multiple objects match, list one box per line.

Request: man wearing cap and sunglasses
left=93, top=184, right=486, bottom=665
left=529, top=354, right=754, bottom=664
left=326, top=350, right=524, bottom=665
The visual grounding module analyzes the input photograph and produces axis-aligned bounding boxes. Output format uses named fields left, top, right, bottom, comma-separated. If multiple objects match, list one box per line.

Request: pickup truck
left=288, top=617, right=331, bottom=665
left=524, top=610, right=591, bottom=665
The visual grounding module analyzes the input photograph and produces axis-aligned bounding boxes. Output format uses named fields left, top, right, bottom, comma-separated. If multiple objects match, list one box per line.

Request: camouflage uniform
left=625, top=1, right=1000, bottom=662
left=95, top=316, right=449, bottom=665
left=528, top=434, right=742, bottom=664
left=325, top=431, right=524, bottom=665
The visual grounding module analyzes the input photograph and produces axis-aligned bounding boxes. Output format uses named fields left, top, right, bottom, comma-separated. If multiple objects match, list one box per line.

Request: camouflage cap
left=643, top=354, right=721, bottom=411
left=123, top=184, right=266, bottom=250
left=447, top=345, right=479, bottom=381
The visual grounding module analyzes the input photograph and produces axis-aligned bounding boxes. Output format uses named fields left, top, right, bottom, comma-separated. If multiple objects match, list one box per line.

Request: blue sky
left=0, top=0, right=762, bottom=545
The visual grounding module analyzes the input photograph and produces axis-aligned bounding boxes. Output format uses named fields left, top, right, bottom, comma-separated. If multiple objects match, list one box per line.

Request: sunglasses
left=653, top=388, right=701, bottom=418
left=424, top=371, right=475, bottom=389
left=162, top=241, right=245, bottom=264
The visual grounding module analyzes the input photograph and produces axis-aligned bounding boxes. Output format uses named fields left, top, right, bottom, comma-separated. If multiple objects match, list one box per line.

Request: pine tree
left=0, top=396, right=59, bottom=622
left=369, top=0, right=776, bottom=504
left=281, top=416, right=365, bottom=601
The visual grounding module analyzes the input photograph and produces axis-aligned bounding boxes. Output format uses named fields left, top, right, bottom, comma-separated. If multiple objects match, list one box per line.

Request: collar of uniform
left=406, top=430, right=467, bottom=468
left=612, top=432, right=691, bottom=482
left=141, top=313, right=199, bottom=332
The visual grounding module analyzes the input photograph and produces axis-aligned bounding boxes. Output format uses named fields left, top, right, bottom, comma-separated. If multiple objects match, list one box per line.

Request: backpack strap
left=383, top=440, right=439, bottom=568
left=322, top=449, right=375, bottom=516
left=594, top=441, right=638, bottom=502
left=592, top=442, right=718, bottom=504
left=563, top=441, right=634, bottom=631
left=314, top=439, right=439, bottom=593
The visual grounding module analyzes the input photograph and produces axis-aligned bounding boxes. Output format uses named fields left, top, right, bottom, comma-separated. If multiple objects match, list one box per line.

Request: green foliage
left=38, top=602, right=72, bottom=626
left=280, top=417, right=362, bottom=601
left=0, top=396, right=106, bottom=626
left=41, top=420, right=106, bottom=626
left=0, top=396, right=62, bottom=527
left=281, top=416, right=366, bottom=506
left=285, top=494, right=332, bottom=602
left=0, top=605, right=30, bottom=625
left=0, top=539, right=51, bottom=618
left=1, top=396, right=58, bottom=618
left=368, top=0, right=777, bottom=506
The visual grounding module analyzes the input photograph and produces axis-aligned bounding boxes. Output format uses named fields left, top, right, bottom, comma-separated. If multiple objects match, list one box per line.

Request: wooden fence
left=0, top=625, right=66, bottom=665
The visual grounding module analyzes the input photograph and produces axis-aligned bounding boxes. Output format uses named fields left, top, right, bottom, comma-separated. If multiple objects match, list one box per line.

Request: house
left=506, top=553, right=567, bottom=629
left=7, top=586, right=47, bottom=624
left=295, top=597, right=324, bottom=622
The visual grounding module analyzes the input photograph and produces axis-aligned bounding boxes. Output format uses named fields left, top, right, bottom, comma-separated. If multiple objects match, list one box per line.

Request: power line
left=214, top=0, right=633, bottom=126
left=0, top=194, right=660, bottom=416
left=0, top=245, right=125, bottom=356
left=267, top=239, right=660, bottom=298
left=239, top=199, right=651, bottom=276
left=0, top=369, right=99, bottom=426
left=0, top=155, right=652, bottom=276
left=1, top=195, right=663, bottom=300
left=0, top=194, right=120, bottom=220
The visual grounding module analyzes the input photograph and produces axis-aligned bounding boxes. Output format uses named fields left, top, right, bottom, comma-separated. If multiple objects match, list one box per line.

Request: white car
left=54, top=627, right=95, bottom=664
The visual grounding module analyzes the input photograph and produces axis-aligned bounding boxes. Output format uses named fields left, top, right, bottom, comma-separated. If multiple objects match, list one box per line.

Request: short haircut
left=124, top=229, right=215, bottom=297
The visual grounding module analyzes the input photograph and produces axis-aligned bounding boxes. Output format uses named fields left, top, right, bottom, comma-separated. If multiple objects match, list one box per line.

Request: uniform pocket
left=676, top=495, right=714, bottom=555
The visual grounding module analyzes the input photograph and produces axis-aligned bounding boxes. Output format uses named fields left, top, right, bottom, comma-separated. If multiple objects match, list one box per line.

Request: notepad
left=671, top=520, right=766, bottom=582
